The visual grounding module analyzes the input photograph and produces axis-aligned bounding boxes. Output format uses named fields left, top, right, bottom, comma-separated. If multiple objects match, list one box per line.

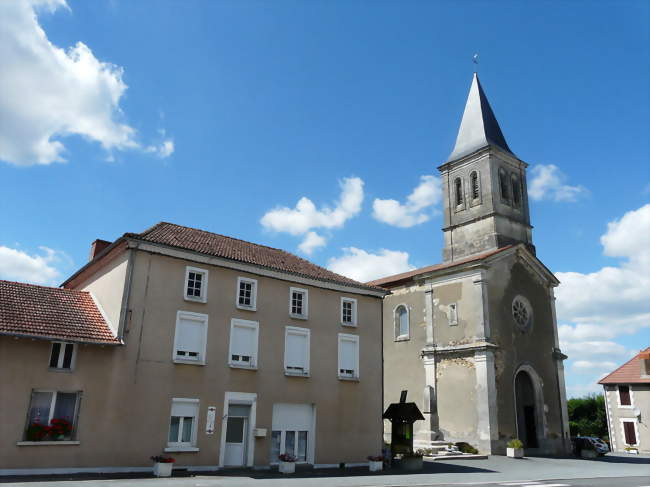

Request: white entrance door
left=224, top=416, right=247, bottom=466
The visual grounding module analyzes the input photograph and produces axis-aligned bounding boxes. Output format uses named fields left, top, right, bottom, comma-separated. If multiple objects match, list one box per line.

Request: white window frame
left=617, top=384, right=634, bottom=408
left=289, top=287, right=309, bottom=319
left=448, top=303, right=458, bottom=326
left=228, top=319, right=259, bottom=369
left=166, top=397, right=200, bottom=451
left=172, top=311, right=209, bottom=365
left=619, top=418, right=639, bottom=446
left=24, top=390, right=81, bottom=440
left=394, top=304, right=410, bottom=341
left=184, top=266, right=208, bottom=303
left=340, top=297, right=357, bottom=327
left=284, top=326, right=310, bottom=376
left=337, top=333, right=359, bottom=380
left=236, top=277, right=258, bottom=311
left=49, top=342, right=77, bottom=371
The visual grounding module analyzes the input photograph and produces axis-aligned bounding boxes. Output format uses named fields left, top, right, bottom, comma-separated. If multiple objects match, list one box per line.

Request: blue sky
left=0, top=0, right=648, bottom=397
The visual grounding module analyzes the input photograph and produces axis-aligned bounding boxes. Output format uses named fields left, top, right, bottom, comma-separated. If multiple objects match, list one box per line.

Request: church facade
left=370, top=74, right=571, bottom=456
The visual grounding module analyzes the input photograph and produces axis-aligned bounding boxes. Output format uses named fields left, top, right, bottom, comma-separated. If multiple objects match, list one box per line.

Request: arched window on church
left=470, top=171, right=480, bottom=200
left=454, top=177, right=463, bottom=207
left=395, top=305, right=409, bottom=340
left=511, top=175, right=521, bottom=208
left=499, top=168, right=510, bottom=203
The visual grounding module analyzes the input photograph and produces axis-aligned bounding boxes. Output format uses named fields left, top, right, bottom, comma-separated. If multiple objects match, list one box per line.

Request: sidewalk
left=1, top=454, right=648, bottom=486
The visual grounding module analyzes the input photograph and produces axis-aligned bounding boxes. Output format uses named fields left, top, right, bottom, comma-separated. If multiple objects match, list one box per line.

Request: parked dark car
left=572, top=436, right=610, bottom=457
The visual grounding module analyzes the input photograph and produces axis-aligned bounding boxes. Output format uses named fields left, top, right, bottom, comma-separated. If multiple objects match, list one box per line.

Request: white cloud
left=556, top=204, right=650, bottom=396
left=145, top=139, right=175, bottom=159
left=0, top=245, right=67, bottom=285
left=297, top=231, right=326, bottom=255
left=528, top=164, right=587, bottom=202
left=372, top=175, right=442, bottom=228
left=327, top=247, right=414, bottom=283
left=0, top=0, right=171, bottom=165
left=572, top=360, right=618, bottom=372
left=261, top=177, right=364, bottom=253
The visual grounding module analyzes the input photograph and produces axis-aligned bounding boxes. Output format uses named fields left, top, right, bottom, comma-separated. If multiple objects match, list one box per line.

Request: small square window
left=341, top=297, right=357, bottom=327
left=237, top=277, right=257, bottom=310
left=49, top=342, right=76, bottom=370
left=184, top=267, right=208, bottom=302
left=289, top=287, right=308, bottom=319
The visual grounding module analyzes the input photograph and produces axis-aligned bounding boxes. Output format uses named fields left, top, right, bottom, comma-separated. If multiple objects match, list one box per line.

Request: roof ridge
left=599, top=348, right=647, bottom=384
left=0, top=279, right=88, bottom=294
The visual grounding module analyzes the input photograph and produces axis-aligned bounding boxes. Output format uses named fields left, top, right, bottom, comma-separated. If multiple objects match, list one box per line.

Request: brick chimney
left=89, top=239, right=111, bottom=261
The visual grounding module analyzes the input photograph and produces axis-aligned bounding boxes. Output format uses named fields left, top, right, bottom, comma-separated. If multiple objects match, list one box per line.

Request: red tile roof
left=126, top=222, right=383, bottom=292
left=0, top=280, right=120, bottom=345
left=599, top=347, right=650, bottom=385
left=367, top=246, right=514, bottom=288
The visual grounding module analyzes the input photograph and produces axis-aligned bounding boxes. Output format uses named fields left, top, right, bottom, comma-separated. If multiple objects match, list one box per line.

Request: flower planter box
left=625, top=448, right=639, bottom=455
left=507, top=447, right=524, bottom=458
left=278, top=461, right=295, bottom=474
left=153, top=462, right=173, bottom=477
left=400, top=455, right=423, bottom=471
left=369, top=460, right=383, bottom=472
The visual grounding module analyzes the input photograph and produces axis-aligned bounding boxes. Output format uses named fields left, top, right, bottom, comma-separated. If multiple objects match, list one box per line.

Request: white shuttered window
left=173, top=312, right=208, bottom=364
left=229, top=319, right=259, bottom=368
left=338, top=333, right=359, bottom=379
left=168, top=398, right=199, bottom=448
left=284, top=327, right=310, bottom=375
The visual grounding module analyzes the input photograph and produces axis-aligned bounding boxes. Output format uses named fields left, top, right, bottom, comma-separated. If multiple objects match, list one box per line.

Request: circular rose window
left=512, top=295, right=532, bottom=331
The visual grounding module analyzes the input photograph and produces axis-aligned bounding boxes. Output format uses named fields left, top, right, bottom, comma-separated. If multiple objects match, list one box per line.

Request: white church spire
left=446, top=73, right=514, bottom=163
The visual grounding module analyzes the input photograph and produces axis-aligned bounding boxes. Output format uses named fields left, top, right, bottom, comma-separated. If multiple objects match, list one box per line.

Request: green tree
left=567, top=393, right=608, bottom=440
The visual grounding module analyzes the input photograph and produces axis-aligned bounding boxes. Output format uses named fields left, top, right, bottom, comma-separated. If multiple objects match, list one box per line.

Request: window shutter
left=176, top=318, right=204, bottom=358
left=623, top=421, right=637, bottom=445
left=232, top=324, right=256, bottom=358
left=619, top=386, right=631, bottom=406
left=339, top=336, right=358, bottom=376
left=286, top=332, right=307, bottom=370
left=171, top=399, right=198, bottom=418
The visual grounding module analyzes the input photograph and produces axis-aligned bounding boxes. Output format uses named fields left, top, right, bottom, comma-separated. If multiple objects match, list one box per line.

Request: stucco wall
left=1, top=248, right=383, bottom=470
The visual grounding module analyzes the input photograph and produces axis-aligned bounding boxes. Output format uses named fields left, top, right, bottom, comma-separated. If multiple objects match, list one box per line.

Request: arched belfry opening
left=514, top=369, right=540, bottom=448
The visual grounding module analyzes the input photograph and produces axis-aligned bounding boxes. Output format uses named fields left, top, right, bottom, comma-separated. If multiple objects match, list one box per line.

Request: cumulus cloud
left=327, top=247, right=414, bottom=283
left=261, top=177, right=364, bottom=253
left=528, top=164, right=587, bottom=202
left=297, top=232, right=326, bottom=255
left=0, top=0, right=172, bottom=165
left=0, top=245, right=68, bottom=285
left=372, top=175, right=442, bottom=228
left=145, top=139, right=175, bottom=159
left=556, top=204, right=650, bottom=396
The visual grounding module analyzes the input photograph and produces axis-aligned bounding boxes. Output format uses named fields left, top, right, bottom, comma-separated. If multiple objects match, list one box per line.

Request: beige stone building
left=370, top=74, right=571, bottom=455
left=600, top=348, right=650, bottom=453
left=0, top=223, right=385, bottom=473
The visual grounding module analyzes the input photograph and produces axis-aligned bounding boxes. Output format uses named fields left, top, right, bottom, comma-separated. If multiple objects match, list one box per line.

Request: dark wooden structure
left=382, top=390, right=425, bottom=458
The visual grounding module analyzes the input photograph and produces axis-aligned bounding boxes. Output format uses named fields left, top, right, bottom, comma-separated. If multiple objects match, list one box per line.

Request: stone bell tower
left=439, top=73, right=534, bottom=263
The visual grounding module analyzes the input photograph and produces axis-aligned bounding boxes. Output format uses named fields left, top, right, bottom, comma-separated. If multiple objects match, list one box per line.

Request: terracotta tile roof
left=0, top=280, right=120, bottom=345
left=366, top=246, right=514, bottom=288
left=126, top=222, right=383, bottom=292
left=599, top=347, right=650, bottom=385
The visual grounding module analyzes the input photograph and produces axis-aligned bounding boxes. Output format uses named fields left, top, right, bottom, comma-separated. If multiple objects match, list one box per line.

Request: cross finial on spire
left=472, top=53, right=479, bottom=65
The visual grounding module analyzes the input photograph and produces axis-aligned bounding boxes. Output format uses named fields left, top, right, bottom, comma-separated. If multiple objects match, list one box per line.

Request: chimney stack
left=89, top=239, right=111, bottom=261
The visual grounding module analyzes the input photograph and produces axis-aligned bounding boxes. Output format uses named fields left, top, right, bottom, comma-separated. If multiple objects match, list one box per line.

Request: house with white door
left=0, top=222, right=385, bottom=473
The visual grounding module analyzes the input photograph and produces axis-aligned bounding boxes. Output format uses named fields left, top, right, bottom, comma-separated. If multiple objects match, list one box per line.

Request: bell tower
left=439, top=73, right=534, bottom=263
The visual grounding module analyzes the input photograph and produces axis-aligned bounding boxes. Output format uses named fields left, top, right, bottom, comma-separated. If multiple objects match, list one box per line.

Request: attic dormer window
left=499, top=168, right=510, bottom=203
left=455, top=177, right=464, bottom=207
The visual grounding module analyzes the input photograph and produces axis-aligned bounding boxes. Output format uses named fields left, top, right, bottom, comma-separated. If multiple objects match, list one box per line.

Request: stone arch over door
left=513, top=364, right=545, bottom=449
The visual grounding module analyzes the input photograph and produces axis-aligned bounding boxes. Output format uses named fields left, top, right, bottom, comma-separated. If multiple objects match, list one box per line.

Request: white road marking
left=499, top=483, right=543, bottom=486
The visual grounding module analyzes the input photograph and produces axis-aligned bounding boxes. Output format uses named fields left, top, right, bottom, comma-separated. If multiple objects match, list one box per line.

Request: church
left=370, top=73, right=571, bottom=456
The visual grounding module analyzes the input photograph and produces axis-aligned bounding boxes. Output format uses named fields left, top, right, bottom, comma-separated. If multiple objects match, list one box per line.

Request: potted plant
left=278, top=453, right=296, bottom=474
left=48, top=418, right=72, bottom=440
left=507, top=439, right=524, bottom=458
left=150, top=455, right=175, bottom=477
left=625, top=446, right=639, bottom=455
left=400, top=449, right=425, bottom=470
left=367, top=455, right=383, bottom=472
left=25, top=422, right=50, bottom=441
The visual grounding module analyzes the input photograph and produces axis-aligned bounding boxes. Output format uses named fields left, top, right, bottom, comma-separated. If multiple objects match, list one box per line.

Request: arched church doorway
left=515, top=370, right=539, bottom=448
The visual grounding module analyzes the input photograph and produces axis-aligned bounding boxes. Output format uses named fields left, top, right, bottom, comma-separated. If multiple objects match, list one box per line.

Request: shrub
left=455, top=442, right=478, bottom=454
left=150, top=455, right=175, bottom=463
left=279, top=453, right=296, bottom=462
left=507, top=439, right=523, bottom=449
